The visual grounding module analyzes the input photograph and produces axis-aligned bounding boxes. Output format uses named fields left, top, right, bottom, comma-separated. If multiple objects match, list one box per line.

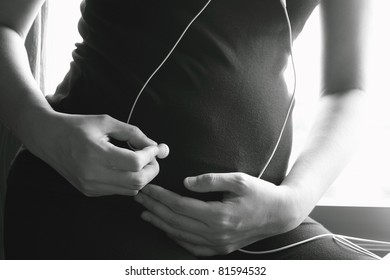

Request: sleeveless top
left=48, top=0, right=320, bottom=200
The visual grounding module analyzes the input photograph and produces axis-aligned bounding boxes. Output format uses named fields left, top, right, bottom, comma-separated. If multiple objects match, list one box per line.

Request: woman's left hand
left=134, top=172, right=302, bottom=256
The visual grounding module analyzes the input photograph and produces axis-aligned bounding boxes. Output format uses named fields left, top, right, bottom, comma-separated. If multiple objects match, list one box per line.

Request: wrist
left=15, top=104, right=59, bottom=151
left=275, top=184, right=306, bottom=233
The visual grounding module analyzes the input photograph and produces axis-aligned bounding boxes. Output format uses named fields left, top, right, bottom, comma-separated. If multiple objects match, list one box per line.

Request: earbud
left=280, top=0, right=287, bottom=9
left=157, top=143, right=170, bottom=159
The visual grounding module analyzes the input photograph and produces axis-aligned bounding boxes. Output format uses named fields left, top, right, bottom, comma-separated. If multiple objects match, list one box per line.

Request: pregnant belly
left=50, top=52, right=294, bottom=201
left=128, top=70, right=293, bottom=201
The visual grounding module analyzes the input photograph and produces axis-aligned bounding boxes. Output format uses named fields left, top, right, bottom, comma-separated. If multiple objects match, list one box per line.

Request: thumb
left=103, top=116, right=157, bottom=148
left=184, top=173, right=247, bottom=195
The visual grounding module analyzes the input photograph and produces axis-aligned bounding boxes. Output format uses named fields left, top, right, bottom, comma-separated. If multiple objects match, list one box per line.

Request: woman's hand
left=134, top=172, right=301, bottom=256
left=25, top=111, right=169, bottom=197
left=0, top=4, right=169, bottom=197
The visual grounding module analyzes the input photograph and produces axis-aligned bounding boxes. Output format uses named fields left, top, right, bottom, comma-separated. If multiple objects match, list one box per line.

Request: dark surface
left=0, top=124, right=20, bottom=260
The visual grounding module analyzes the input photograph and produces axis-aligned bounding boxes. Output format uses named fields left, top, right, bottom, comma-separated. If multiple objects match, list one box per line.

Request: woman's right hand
left=23, top=111, right=168, bottom=197
left=0, top=1, right=168, bottom=197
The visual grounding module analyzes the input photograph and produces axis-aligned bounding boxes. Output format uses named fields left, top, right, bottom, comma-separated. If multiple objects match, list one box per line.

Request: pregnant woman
left=0, top=0, right=370, bottom=259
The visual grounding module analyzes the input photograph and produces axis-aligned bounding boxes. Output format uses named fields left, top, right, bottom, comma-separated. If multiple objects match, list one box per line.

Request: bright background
left=45, top=1, right=390, bottom=207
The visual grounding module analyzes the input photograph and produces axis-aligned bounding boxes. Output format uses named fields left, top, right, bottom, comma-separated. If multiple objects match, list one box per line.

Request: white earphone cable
left=239, top=233, right=389, bottom=259
left=257, top=0, right=296, bottom=179
left=239, top=233, right=335, bottom=255
left=126, top=0, right=212, bottom=125
left=333, top=235, right=382, bottom=260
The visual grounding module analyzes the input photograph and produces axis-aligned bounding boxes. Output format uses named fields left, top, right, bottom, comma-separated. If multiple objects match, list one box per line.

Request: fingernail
left=185, top=177, right=196, bottom=187
left=152, top=145, right=160, bottom=154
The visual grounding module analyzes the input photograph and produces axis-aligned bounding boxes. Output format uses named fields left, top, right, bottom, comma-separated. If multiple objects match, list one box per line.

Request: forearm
left=0, top=25, right=54, bottom=143
left=282, top=89, right=365, bottom=220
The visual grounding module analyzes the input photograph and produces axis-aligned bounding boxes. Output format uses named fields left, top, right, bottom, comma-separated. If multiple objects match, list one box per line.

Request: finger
left=140, top=210, right=211, bottom=246
left=104, top=144, right=160, bottom=171
left=92, top=159, right=160, bottom=189
left=184, top=173, right=249, bottom=195
left=135, top=192, right=211, bottom=240
left=132, top=145, right=163, bottom=168
left=126, top=142, right=169, bottom=159
left=79, top=182, right=140, bottom=197
left=141, top=184, right=223, bottom=222
left=103, top=116, right=157, bottom=148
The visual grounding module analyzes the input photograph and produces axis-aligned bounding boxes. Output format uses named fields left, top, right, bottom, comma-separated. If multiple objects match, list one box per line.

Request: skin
left=134, top=0, right=369, bottom=256
left=0, top=0, right=368, bottom=256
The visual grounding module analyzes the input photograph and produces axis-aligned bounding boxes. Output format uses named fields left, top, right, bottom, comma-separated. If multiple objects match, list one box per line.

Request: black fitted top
left=48, top=0, right=320, bottom=200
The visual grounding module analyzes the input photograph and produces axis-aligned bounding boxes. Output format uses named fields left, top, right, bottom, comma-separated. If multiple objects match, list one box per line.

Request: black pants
left=4, top=148, right=375, bottom=260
